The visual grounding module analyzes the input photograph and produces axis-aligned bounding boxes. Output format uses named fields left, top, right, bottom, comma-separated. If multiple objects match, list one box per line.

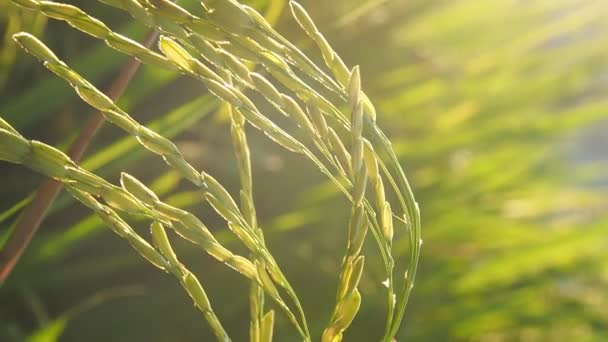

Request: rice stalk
left=0, top=118, right=307, bottom=339
left=72, top=189, right=231, bottom=341
left=11, top=0, right=176, bottom=69
left=202, top=2, right=419, bottom=337
left=321, top=67, right=368, bottom=342
left=98, top=6, right=405, bottom=312
left=288, top=2, right=421, bottom=338
left=150, top=221, right=231, bottom=341
left=5, top=0, right=421, bottom=339
left=0, top=119, right=253, bottom=280
left=65, top=187, right=169, bottom=272
left=156, top=37, right=398, bottom=315
left=94, top=0, right=349, bottom=127
left=156, top=35, right=386, bottom=253
left=96, top=2, right=420, bottom=333
left=182, top=30, right=400, bottom=339
left=12, top=31, right=310, bottom=339
left=224, top=70, right=269, bottom=342
left=0, top=119, right=238, bottom=339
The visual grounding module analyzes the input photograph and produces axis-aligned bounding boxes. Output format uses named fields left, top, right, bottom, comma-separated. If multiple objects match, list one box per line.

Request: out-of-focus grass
left=1, top=0, right=607, bottom=341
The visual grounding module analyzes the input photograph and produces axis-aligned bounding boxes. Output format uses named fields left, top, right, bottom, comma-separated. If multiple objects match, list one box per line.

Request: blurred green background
left=1, top=0, right=607, bottom=340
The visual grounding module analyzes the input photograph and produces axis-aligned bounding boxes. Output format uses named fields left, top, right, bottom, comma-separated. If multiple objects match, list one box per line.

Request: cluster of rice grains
left=1, top=1, right=420, bottom=341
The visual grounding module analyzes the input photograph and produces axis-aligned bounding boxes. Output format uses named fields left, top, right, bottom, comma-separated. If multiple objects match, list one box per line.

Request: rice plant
left=0, top=0, right=420, bottom=341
